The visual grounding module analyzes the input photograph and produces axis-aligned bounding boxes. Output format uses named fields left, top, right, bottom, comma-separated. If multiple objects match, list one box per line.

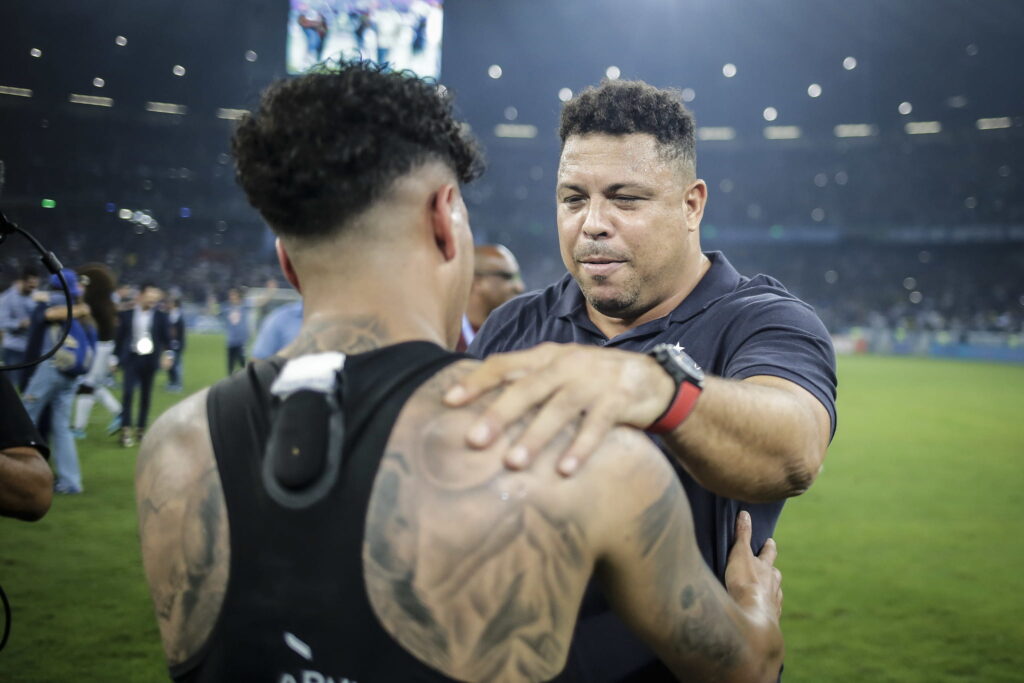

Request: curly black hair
left=559, top=79, right=696, bottom=173
left=232, top=61, right=484, bottom=240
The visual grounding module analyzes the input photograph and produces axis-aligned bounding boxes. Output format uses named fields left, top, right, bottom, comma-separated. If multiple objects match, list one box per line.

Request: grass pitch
left=1, top=336, right=1022, bottom=681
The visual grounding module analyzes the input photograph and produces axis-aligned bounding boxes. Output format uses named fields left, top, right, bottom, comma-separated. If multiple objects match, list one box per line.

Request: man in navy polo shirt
left=448, top=79, right=837, bottom=681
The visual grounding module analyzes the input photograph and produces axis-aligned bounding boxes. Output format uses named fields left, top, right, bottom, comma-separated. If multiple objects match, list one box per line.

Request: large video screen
left=287, top=1, right=444, bottom=79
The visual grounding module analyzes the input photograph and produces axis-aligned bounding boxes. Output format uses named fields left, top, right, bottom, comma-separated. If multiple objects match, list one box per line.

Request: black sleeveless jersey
left=170, top=341, right=475, bottom=683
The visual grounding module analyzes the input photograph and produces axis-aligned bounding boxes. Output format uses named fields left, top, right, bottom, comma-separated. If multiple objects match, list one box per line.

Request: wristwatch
left=646, top=343, right=705, bottom=434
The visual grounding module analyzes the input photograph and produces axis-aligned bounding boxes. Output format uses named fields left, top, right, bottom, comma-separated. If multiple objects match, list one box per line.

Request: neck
left=280, top=268, right=453, bottom=358
left=464, top=295, right=488, bottom=330
left=586, top=251, right=711, bottom=339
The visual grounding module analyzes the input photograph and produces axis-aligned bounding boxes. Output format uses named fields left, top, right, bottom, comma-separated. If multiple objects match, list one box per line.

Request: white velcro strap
left=270, top=352, right=346, bottom=399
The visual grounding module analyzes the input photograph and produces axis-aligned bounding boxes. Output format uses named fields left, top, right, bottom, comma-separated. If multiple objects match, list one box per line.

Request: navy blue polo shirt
left=469, top=251, right=836, bottom=681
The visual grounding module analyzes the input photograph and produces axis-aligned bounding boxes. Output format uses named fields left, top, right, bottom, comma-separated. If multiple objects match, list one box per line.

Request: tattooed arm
left=135, top=389, right=230, bottom=666
left=589, top=428, right=784, bottom=682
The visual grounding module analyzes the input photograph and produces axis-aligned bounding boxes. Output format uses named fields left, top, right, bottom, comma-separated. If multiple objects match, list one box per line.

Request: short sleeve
left=723, top=295, right=838, bottom=438
left=0, top=373, right=50, bottom=458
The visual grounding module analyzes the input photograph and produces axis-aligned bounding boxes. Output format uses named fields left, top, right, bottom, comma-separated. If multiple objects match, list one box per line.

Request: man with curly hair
left=449, top=79, right=837, bottom=680
left=135, top=63, right=784, bottom=682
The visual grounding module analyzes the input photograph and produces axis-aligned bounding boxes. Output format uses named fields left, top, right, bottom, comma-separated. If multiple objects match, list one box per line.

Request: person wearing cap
left=20, top=268, right=97, bottom=495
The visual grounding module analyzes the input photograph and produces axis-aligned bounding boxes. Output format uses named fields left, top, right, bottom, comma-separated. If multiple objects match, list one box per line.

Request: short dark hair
left=232, top=61, right=484, bottom=241
left=19, top=265, right=39, bottom=281
left=559, top=79, right=697, bottom=173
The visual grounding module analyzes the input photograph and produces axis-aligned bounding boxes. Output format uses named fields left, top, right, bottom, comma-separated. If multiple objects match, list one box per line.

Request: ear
left=684, top=179, right=708, bottom=231
left=275, top=238, right=302, bottom=293
left=429, top=183, right=460, bottom=263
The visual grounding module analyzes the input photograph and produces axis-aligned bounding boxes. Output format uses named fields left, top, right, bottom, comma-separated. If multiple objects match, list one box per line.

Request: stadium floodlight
left=216, top=108, right=249, bottom=120
left=494, top=124, right=538, bottom=139
left=69, top=93, right=114, bottom=107
left=145, top=101, right=188, bottom=115
left=905, top=121, right=942, bottom=135
left=976, top=117, right=1012, bottom=130
left=764, top=126, right=801, bottom=140
left=697, top=127, right=736, bottom=141
left=834, top=124, right=878, bottom=138
left=0, top=86, right=32, bottom=98
left=118, top=208, right=132, bottom=219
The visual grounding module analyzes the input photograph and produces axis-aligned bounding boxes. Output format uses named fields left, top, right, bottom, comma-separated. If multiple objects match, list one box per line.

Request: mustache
left=574, top=245, right=630, bottom=262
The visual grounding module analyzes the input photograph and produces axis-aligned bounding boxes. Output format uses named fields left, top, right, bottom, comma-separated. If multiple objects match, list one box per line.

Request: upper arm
left=589, top=430, right=771, bottom=682
left=744, top=374, right=831, bottom=456
left=135, top=389, right=229, bottom=666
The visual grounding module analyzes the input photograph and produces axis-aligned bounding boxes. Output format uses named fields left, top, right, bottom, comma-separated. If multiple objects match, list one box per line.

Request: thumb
left=733, top=510, right=752, bottom=549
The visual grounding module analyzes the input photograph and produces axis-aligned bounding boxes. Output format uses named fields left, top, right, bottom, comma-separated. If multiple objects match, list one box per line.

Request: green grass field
left=2, top=336, right=1023, bottom=681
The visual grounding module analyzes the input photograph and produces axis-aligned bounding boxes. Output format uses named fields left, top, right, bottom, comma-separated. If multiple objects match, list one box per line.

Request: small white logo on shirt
left=284, top=632, right=313, bottom=661
left=672, top=342, right=685, bottom=353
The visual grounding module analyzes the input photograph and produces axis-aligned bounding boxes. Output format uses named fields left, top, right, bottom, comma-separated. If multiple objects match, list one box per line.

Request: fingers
left=467, top=368, right=563, bottom=449
left=444, top=344, right=562, bottom=407
left=504, top=388, right=585, bottom=471
left=759, top=537, right=778, bottom=566
left=558, top=405, right=618, bottom=477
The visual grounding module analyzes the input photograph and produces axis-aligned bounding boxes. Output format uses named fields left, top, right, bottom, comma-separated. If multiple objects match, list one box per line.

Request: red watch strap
left=648, top=382, right=702, bottom=434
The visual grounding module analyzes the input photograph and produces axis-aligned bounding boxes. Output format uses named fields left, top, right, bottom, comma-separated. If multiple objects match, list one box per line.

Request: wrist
left=646, top=344, right=705, bottom=434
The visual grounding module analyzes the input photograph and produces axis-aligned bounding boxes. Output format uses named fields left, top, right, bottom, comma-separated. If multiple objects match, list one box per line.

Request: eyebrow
left=557, top=182, right=656, bottom=195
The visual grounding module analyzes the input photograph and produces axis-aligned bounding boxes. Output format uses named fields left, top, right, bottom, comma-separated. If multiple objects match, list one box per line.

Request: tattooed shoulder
left=282, top=315, right=388, bottom=357
left=363, top=377, right=594, bottom=682
left=136, top=391, right=229, bottom=666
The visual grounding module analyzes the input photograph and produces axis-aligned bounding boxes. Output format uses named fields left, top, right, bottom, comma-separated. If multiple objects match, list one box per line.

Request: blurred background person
left=20, top=269, right=96, bottom=495
left=0, top=265, right=41, bottom=386
left=250, top=297, right=303, bottom=360
left=457, top=243, right=524, bottom=351
left=221, top=287, right=251, bottom=374
left=164, top=296, right=186, bottom=392
left=114, top=283, right=169, bottom=448
left=72, top=263, right=122, bottom=439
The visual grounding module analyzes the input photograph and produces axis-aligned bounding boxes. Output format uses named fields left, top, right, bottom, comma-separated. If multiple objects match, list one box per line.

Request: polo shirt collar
left=552, top=251, right=743, bottom=339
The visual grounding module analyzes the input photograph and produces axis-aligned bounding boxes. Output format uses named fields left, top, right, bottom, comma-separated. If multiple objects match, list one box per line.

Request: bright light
left=605, top=66, right=621, bottom=80
left=835, top=171, right=849, bottom=185
left=903, top=277, right=917, bottom=290
left=681, top=88, right=695, bottom=102
left=811, top=208, right=825, bottom=222
left=965, top=44, right=979, bottom=56
left=964, top=196, right=977, bottom=209
left=216, top=108, right=249, bottom=120
left=762, top=107, right=778, bottom=122
left=30, top=48, right=42, bottom=58
left=172, top=65, right=186, bottom=77
left=764, top=126, right=801, bottom=140
left=245, top=50, right=258, bottom=62
left=503, top=106, right=518, bottom=121
left=145, top=101, right=188, bottom=115
left=69, top=93, right=114, bottom=107
left=41, top=199, right=56, bottom=209
left=722, top=63, right=737, bottom=78
left=697, top=127, right=736, bottom=141
left=843, top=56, right=857, bottom=70
left=494, top=124, right=538, bottom=139
left=115, top=35, right=127, bottom=46
left=898, top=101, right=913, bottom=115
left=0, top=86, right=33, bottom=98
left=93, top=77, right=105, bottom=88
left=814, top=173, right=828, bottom=187
left=976, top=117, right=1012, bottom=130
left=909, top=291, right=923, bottom=304
left=487, top=64, right=502, bottom=79
left=118, top=208, right=132, bottom=219
left=558, top=87, right=573, bottom=102
left=834, top=124, right=877, bottom=138
left=905, top=121, right=941, bottom=135
left=180, top=207, right=191, bottom=218
left=807, top=83, right=822, bottom=98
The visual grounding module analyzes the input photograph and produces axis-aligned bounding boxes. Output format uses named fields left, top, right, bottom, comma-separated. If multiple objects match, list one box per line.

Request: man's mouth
left=578, top=258, right=626, bottom=277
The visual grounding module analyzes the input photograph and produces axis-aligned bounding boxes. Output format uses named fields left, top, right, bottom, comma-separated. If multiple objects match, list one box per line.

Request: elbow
left=779, top=442, right=825, bottom=499
left=23, top=467, right=55, bottom=521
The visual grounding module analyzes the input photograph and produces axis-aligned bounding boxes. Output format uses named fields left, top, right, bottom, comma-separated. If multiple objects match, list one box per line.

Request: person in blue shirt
left=0, top=266, right=41, bottom=386
left=222, top=288, right=251, bottom=374
left=250, top=298, right=303, bottom=360
left=446, top=79, right=837, bottom=681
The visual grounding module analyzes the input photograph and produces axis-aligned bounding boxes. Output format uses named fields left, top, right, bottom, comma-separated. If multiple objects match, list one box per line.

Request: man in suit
left=115, top=283, right=169, bottom=447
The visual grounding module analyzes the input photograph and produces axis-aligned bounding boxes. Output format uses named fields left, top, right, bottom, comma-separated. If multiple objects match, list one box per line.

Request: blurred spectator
left=457, top=244, right=525, bottom=351
left=250, top=299, right=303, bottom=360
left=165, top=297, right=187, bottom=392
left=21, top=269, right=96, bottom=495
left=72, top=263, right=122, bottom=439
left=114, top=283, right=169, bottom=447
left=0, top=265, right=41, bottom=385
left=221, top=288, right=251, bottom=374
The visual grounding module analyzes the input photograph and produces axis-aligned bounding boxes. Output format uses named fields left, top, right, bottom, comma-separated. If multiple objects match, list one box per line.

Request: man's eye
left=615, top=196, right=640, bottom=203
left=562, top=196, right=584, bottom=204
